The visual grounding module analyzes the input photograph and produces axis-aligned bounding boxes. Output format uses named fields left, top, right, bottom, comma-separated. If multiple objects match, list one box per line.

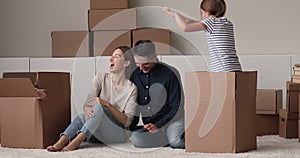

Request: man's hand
left=37, top=89, right=47, bottom=101
left=144, top=123, right=159, bottom=133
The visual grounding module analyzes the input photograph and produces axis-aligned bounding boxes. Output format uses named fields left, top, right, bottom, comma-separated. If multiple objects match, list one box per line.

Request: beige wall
left=0, top=0, right=299, bottom=57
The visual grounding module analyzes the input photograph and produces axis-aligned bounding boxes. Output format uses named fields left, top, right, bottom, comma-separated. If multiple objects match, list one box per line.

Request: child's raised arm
left=163, top=7, right=206, bottom=32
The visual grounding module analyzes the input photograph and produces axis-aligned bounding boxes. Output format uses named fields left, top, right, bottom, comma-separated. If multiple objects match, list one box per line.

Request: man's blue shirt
left=129, top=62, right=184, bottom=129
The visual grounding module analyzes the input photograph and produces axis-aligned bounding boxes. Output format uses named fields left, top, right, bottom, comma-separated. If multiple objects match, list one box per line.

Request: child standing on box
left=163, top=0, right=241, bottom=72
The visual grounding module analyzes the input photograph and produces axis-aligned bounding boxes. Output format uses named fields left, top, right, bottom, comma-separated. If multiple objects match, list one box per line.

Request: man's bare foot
left=46, top=135, right=68, bottom=152
left=60, top=132, right=86, bottom=152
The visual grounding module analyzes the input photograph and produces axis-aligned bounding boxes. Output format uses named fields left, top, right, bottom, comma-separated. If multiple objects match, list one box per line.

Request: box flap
left=3, top=72, right=37, bottom=85
left=0, top=78, right=38, bottom=97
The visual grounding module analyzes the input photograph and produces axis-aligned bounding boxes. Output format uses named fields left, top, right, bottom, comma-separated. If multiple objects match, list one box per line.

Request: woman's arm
left=98, top=98, right=128, bottom=126
left=163, top=7, right=206, bottom=32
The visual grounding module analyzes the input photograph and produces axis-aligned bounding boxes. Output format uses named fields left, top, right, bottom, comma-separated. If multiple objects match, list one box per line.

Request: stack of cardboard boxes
left=52, top=0, right=171, bottom=57
left=184, top=71, right=257, bottom=153
left=279, top=81, right=299, bottom=139
left=88, top=0, right=136, bottom=56
left=256, top=89, right=282, bottom=136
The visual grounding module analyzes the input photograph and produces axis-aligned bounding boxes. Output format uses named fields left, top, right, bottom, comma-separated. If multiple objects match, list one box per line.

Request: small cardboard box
left=92, top=30, right=131, bottom=56
left=90, top=0, right=128, bottom=9
left=256, top=114, right=279, bottom=136
left=256, top=89, right=282, bottom=114
left=0, top=72, right=71, bottom=148
left=286, top=81, right=300, bottom=112
left=51, top=31, right=89, bottom=57
left=279, top=109, right=298, bottom=138
left=185, top=71, right=257, bottom=153
left=88, top=9, right=136, bottom=31
left=132, top=28, right=170, bottom=55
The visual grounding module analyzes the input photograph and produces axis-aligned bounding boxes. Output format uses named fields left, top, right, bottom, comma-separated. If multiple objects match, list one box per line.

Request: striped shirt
left=202, top=17, right=241, bottom=72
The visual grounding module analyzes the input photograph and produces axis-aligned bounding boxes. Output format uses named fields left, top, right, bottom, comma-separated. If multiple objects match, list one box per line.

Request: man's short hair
left=133, top=40, right=156, bottom=57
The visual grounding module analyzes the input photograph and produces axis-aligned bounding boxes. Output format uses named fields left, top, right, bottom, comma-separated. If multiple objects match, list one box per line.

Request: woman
left=47, top=46, right=138, bottom=152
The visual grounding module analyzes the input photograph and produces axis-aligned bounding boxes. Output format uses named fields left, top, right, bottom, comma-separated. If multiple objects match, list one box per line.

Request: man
left=129, top=40, right=185, bottom=149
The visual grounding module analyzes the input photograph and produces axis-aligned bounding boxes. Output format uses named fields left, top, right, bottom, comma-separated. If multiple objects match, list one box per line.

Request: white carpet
left=1, top=135, right=300, bottom=158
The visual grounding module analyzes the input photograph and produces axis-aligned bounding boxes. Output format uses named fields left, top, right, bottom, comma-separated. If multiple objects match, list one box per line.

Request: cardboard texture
left=90, top=0, right=128, bottom=9
left=256, top=114, right=279, bottom=136
left=299, top=120, right=300, bottom=142
left=0, top=72, right=71, bottom=148
left=286, top=81, right=300, bottom=112
left=256, top=89, right=282, bottom=115
left=184, top=71, right=257, bottom=153
left=279, top=109, right=298, bottom=138
left=88, top=9, right=136, bottom=31
left=93, top=30, right=131, bottom=56
left=51, top=31, right=89, bottom=57
left=132, top=28, right=171, bottom=55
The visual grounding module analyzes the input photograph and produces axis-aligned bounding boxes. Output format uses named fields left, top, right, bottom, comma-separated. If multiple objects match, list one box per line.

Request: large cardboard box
left=88, top=9, right=136, bottom=31
left=185, top=71, right=257, bottom=153
left=256, top=114, right=279, bottom=136
left=51, top=31, right=89, bottom=57
left=92, top=30, right=131, bottom=56
left=0, top=72, right=71, bottom=148
left=132, top=28, right=170, bottom=55
left=256, top=89, right=282, bottom=114
left=279, top=109, right=298, bottom=138
left=90, top=0, right=128, bottom=9
left=286, top=81, right=300, bottom=112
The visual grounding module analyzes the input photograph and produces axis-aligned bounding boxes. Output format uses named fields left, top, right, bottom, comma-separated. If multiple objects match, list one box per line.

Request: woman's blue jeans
left=61, top=104, right=127, bottom=144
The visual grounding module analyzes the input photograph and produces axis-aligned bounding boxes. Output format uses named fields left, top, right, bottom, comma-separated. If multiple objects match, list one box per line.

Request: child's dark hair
left=115, top=46, right=137, bottom=79
left=200, top=0, right=226, bottom=18
left=133, top=40, right=156, bottom=57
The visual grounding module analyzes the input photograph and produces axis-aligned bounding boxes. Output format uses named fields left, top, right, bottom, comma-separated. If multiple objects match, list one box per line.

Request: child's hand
left=37, top=89, right=47, bottom=101
left=163, top=7, right=176, bottom=17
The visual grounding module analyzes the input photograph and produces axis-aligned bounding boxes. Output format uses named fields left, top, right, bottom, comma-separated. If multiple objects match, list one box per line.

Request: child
left=163, top=0, right=241, bottom=72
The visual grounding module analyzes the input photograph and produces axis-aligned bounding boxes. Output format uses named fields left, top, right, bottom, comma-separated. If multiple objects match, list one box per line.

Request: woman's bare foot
left=46, top=135, right=68, bottom=152
left=60, top=132, right=86, bottom=152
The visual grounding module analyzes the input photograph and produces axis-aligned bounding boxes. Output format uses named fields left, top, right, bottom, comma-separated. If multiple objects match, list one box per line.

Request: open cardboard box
left=184, top=71, right=257, bottom=153
left=0, top=72, right=71, bottom=148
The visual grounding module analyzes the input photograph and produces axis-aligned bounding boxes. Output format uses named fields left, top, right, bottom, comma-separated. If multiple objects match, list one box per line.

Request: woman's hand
left=84, top=106, right=94, bottom=120
left=86, top=97, right=99, bottom=106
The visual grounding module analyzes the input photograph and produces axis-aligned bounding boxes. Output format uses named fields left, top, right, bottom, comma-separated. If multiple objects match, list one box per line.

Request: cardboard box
left=286, top=81, right=300, bottom=112
left=88, top=9, right=136, bottom=31
left=51, top=31, right=89, bottom=57
left=185, top=71, right=257, bottom=153
left=132, top=28, right=170, bottom=55
left=90, top=0, right=128, bottom=9
left=299, top=119, right=300, bottom=142
left=279, top=109, right=298, bottom=138
left=0, top=72, right=71, bottom=148
left=256, top=89, right=282, bottom=114
left=92, top=30, right=131, bottom=56
left=256, top=114, right=279, bottom=136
